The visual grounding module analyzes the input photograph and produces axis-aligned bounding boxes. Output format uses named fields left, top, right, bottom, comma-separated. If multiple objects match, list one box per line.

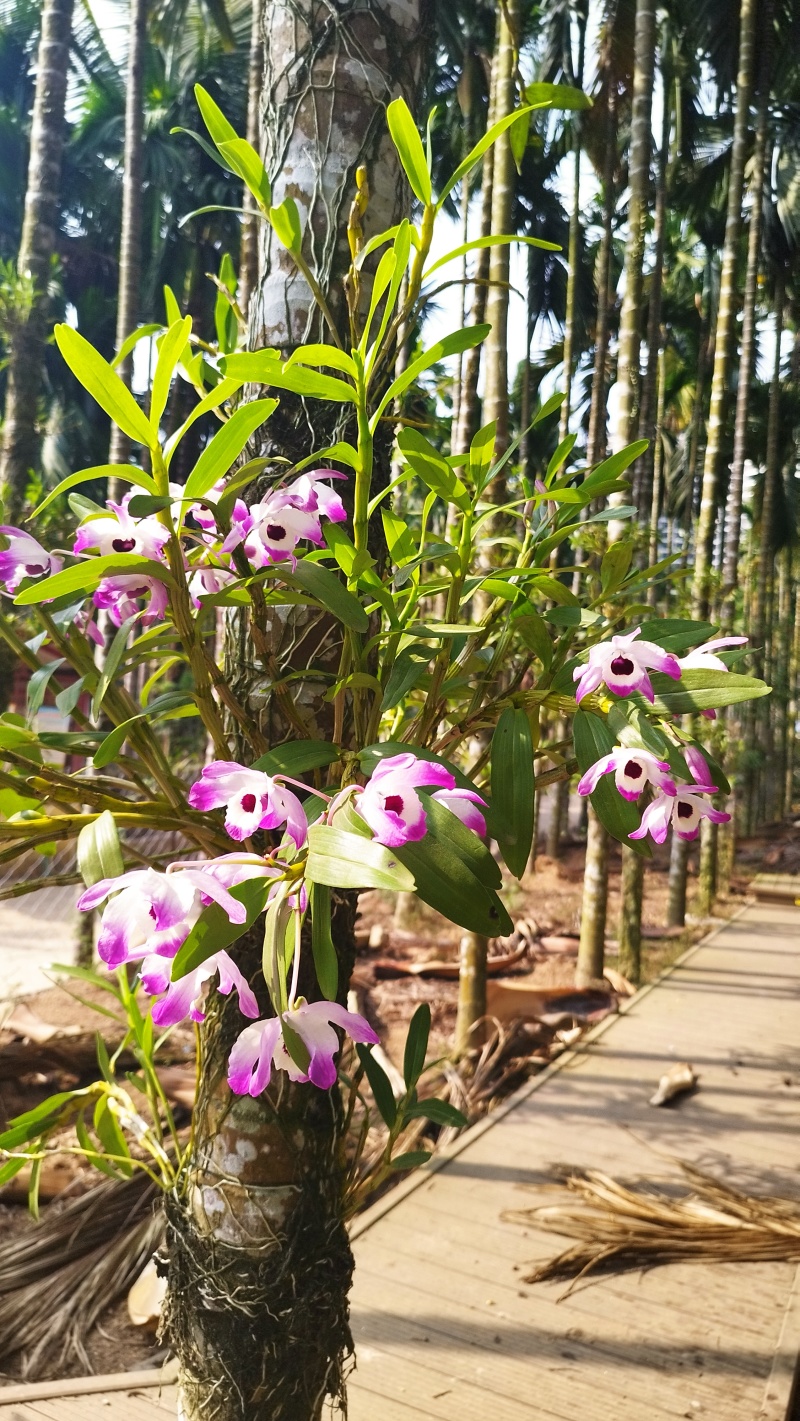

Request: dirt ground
left=0, top=817, right=788, bottom=1385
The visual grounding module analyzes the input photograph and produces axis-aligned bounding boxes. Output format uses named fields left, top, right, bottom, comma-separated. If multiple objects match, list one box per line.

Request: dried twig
left=505, top=1162, right=800, bottom=1292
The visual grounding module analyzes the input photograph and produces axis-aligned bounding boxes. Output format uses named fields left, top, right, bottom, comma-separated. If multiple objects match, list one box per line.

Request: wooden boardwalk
left=2, top=900, right=800, bottom=1420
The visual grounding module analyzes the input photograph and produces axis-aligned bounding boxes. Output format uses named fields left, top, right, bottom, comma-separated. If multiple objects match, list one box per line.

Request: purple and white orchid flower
left=577, top=747, right=677, bottom=802
left=188, top=563, right=236, bottom=606
left=630, top=782, right=730, bottom=845
left=143, top=949, right=259, bottom=1027
left=76, top=864, right=248, bottom=969
left=678, top=636, right=749, bottom=720
left=93, top=573, right=169, bottom=628
left=0, top=526, right=62, bottom=595
left=73, top=492, right=170, bottom=562
left=430, top=786, right=488, bottom=836
left=574, top=628, right=682, bottom=704
left=227, top=999, right=379, bottom=1096
left=188, top=761, right=308, bottom=848
left=281, top=469, right=347, bottom=525
left=353, top=752, right=456, bottom=847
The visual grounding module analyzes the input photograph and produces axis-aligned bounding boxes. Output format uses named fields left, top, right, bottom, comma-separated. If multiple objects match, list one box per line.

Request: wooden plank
left=760, top=1264, right=800, bottom=1419
left=0, top=1368, right=177, bottom=1405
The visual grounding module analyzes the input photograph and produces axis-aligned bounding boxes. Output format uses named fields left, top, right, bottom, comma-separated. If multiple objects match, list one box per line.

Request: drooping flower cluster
left=0, top=469, right=348, bottom=627
left=75, top=747, right=489, bottom=1097
left=578, top=740, right=730, bottom=843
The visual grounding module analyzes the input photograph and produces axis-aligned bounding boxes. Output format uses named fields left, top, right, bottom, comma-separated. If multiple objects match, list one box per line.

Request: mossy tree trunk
left=164, top=6, right=427, bottom=1417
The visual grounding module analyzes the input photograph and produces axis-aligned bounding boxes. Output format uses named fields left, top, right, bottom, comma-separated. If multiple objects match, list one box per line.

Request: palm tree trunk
left=0, top=0, right=74, bottom=521
left=617, top=847, right=643, bottom=984
left=667, top=831, right=689, bottom=927
left=576, top=806, right=608, bottom=987
left=634, top=74, right=670, bottom=523
left=721, top=6, right=773, bottom=625
left=454, top=931, right=488, bottom=1055
left=586, top=86, right=616, bottom=468
left=108, top=0, right=148, bottom=481
left=558, top=17, right=587, bottom=448
left=610, top=0, right=656, bottom=459
left=753, top=267, right=785, bottom=669
left=696, top=814, right=717, bottom=916
left=482, top=0, right=518, bottom=469
left=646, top=342, right=667, bottom=601
left=165, top=5, right=428, bottom=1417
left=454, top=49, right=498, bottom=455
left=239, top=0, right=265, bottom=319
left=691, top=0, right=758, bottom=618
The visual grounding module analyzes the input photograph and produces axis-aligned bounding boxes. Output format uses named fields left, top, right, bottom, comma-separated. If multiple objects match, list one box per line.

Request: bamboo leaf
left=31, top=464, right=157, bottom=519
left=183, top=398, right=278, bottom=498
left=387, top=97, right=432, bottom=205
left=150, top=316, right=193, bottom=431
left=15, top=554, right=171, bottom=606
left=403, top=1003, right=430, bottom=1090
left=54, top=326, right=153, bottom=447
left=251, top=740, right=341, bottom=776
left=310, top=883, right=337, bottom=999
left=306, top=824, right=415, bottom=892
left=356, top=1044, right=397, bottom=1128
left=490, top=708, right=534, bottom=878
left=172, top=876, right=274, bottom=980
left=77, top=810, right=125, bottom=888
left=287, top=560, right=369, bottom=632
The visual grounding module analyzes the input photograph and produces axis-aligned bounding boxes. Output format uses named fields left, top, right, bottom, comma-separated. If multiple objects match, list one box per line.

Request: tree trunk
left=646, top=342, right=666, bottom=601
left=454, top=931, right=488, bottom=1056
left=752, top=266, right=785, bottom=670
left=691, top=0, right=757, bottom=618
left=609, top=0, right=656, bottom=493
left=617, top=847, right=643, bottom=985
left=239, top=0, right=265, bottom=319
left=482, top=0, right=518, bottom=470
left=576, top=806, right=608, bottom=987
left=108, top=0, right=148, bottom=481
left=720, top=7, right=773, bottom=624
left=586, top=86, right=616, bottom=468
left=165, top=6, right=427, bottom=1417
left=558, top=18, right=587, bottom=448
left=454, top=52, right=498, bottom=455
left=667, top=831, right=688, bottom=928
left=634, top=74, right=669, bottom=524
left=0, top=0, right=74, bottom=521
left=696, top=814, right=717, bottom=917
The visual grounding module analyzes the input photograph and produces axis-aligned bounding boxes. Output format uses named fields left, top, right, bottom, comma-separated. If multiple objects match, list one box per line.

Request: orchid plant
left=0, top=88, right=770, bottom=1209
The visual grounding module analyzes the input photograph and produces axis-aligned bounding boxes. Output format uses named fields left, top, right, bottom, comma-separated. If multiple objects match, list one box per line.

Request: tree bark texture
left=720, top=3, right=773, bottom=621
left=667, top=831, right=688, bottom=928
left=691, top=0, right=757, bottom=618
left=576, top=806, right=608, bottom=987
left=165, top=7, right=428, bottom=1417
left=611, top=0, right=655, bottom=455
left=634, top=77, right=669, bottom=525
left=696, top=814, right=717, bottom=917
left=586, top=86, right=616, bottom=468
left=617, top=846, right=643, bottom=984
left=454, top=931, right=488, bottom=1056
left=0, top=0, right=74, bottom=521
left=108, top=0, right=148, bottom=479
left=454, top=49, right=498, bottom=456
left=482, top=0, right=518, bottom=468
left=239, top=0, right=265, bottom=319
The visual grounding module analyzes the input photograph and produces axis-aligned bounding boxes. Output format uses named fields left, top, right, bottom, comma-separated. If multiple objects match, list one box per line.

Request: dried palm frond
left=505, top=1163, right=800, bottom=1291
left=0, top=1170, right=164, bottom=1377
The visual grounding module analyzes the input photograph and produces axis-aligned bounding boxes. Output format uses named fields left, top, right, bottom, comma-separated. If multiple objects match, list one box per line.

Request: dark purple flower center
left=624, top=760, right=643, bottom=779
left=610, top=655, right=635, bottom=677
left=112, top=537, right=136, bottom=553
left=25, top=562, right=46, bottom=575
left=677, top=801, right=694, bottom=820
left=383, top=794, right=404, bottom=815
left=266, top=524, right=286, bottom=542
left=241, top=793, right=257, bottom=814
left=149, top=905, right=158, bottom=920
